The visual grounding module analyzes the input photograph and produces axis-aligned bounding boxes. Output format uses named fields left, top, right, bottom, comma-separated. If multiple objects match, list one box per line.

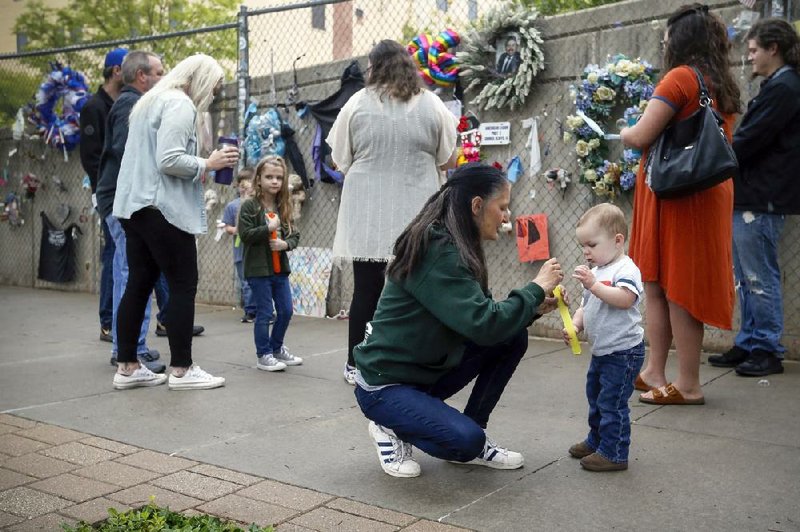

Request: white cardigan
left=327, top=88, right=457, bottom=261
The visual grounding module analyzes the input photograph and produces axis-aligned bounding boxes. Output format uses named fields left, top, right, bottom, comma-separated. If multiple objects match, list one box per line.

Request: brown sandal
left=634, top=374, right=655, bottom=392
left=639, top=383, right=705, bottom=405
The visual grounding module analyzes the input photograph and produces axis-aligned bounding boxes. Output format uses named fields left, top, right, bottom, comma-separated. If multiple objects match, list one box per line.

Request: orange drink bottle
left=266, top=212, right=281, bottom=273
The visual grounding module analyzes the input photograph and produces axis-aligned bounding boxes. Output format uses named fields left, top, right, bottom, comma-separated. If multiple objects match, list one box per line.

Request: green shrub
left=62, top=501, right=273, bottom=532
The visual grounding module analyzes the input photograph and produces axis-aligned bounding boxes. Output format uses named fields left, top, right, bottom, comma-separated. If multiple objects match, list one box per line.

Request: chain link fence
left=1, top=0, right=799, bottom=356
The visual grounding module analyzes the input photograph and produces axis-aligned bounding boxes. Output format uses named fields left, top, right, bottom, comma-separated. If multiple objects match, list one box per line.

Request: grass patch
left=63, top=501, right=273, bottom=531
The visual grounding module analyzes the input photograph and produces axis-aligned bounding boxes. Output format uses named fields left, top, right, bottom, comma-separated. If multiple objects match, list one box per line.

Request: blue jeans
left=99, top=217, right=115, bottom=329
left=354, top=329, right=528, bottom=462
left=154, top=274, right=169, bottom=325
left=106, top=215, right=150, bottom=356
left=584, top=342, right=645, bottom=464
left=732, top=210, right=786, bottom=358
left=235, top=260, right=256, bottom=314
left=248, top=274, right=293, bottom=356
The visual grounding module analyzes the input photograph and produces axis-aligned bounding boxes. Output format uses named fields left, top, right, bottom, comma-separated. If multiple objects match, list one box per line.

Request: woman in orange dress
left=621, top=4, right=740, bottom=405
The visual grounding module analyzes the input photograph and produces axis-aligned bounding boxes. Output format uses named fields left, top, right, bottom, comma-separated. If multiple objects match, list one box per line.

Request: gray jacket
left=112, top=89, right=208, bottom=234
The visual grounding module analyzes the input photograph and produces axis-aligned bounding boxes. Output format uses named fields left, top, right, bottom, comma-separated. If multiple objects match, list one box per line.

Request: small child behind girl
left=238, top=156, right=303, bottom=371
left=563, top=203, right=644, bottom=472
left=222, top=168, right=257, bottom=323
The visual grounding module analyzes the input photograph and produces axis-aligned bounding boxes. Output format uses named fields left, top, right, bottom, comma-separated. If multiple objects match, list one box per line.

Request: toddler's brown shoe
left=568, top=441, right=594, bottom=459
left=579, top=452, right=627, bottom=472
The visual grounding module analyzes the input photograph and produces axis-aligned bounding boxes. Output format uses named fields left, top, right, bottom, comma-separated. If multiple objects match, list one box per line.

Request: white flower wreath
left=563, top=55, right=657, bottom=199
left=456, top=2, right=545, bottom=111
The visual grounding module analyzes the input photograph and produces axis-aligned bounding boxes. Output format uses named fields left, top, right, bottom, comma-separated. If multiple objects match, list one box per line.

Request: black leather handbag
left=645, top=67, right=738, bottom=199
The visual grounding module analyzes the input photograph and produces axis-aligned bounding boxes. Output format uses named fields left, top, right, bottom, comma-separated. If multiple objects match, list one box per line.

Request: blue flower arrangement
left=563, top=54, right=656, bottom=200
left=27, top=63, right=89, bottom=154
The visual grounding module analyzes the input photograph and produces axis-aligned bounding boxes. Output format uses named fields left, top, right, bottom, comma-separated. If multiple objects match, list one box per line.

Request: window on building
left=312, top=2, right=325, bottom=30
left=436, top=0, right=448, bottom=12
left=16, top=33, right=28, bottom=52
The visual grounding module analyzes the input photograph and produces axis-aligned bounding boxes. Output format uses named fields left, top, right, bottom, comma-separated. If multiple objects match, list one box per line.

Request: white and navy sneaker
left=456, top=435, right=524, bottom=469
left=368, top=421, right=420, bottom=478
left=273, top=345, right=303, bottom=366
left=343, top=363, right=356, bottom=386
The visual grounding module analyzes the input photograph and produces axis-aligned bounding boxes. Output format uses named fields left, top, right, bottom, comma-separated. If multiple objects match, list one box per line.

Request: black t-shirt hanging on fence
left=38, top=211, right=82, bottom=283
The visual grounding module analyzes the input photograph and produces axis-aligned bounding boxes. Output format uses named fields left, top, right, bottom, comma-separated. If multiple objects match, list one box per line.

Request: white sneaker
left=343, top=363, right=356, bottom=386
left=458, top=435, right=524, bottom=469
left=168, top=365, right=225, bottom=390
left=113, top=365, right=168, bottom=390
left=273, top=345, right=303, bottom=366
left=256, top=355, right=287, bottom=372
left=368, top=421, right=421, bottom=478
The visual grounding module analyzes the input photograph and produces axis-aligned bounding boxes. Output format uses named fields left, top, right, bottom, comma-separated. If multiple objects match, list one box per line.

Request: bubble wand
left=554, top=286, right=581, bottom=355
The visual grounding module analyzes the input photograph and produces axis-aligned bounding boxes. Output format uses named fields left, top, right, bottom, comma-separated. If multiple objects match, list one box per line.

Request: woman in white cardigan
left=327, top=40, right=458, bottom=385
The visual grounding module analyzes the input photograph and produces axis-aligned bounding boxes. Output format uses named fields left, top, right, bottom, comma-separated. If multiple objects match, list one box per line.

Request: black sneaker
left=708, top=346, right=749, bottom=368
left=139, top=349, right=161, bottom=362
left=735, top=350, right=784, bottom=377
left=240, top=313, right=255, bottom=323
left=100, top=327, right=113, bottom=343
left=136, top=349, right=167, bottom=373
left=155, top=323, right=204, bottom=337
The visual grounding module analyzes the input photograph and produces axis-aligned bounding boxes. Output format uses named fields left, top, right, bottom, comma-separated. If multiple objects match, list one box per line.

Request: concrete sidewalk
left=0, top=285, right=798, bottom=531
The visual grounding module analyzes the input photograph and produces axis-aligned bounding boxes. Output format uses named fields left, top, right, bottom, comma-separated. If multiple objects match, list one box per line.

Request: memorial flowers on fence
left=563, top=55, right=656, bottom=200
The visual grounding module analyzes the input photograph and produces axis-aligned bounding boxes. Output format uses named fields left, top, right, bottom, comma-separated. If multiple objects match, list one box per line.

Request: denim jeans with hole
left=248, top=274, right=293, bottom=356
left=732, top=210, right=786, bottom=358
left=584, top=342, right=645, bottom=464
left=354, top=328, right=528, bottom=462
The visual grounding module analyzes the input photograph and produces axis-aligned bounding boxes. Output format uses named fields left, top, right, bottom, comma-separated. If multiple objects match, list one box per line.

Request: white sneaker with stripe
left=368, top=421, right=421, bottom=478
left=456, top=435, right=524, bottom=469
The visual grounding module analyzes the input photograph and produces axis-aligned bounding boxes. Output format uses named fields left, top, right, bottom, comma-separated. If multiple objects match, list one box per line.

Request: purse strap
left=689, top=66, right=712, bottom=107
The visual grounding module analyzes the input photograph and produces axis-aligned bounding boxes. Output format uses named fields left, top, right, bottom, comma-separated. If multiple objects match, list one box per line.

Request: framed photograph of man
left=495, top=32, right=521, bottom=76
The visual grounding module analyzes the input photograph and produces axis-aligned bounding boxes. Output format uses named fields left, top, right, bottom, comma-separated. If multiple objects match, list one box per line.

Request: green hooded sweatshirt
left=354, top=226, right=545, bottom=386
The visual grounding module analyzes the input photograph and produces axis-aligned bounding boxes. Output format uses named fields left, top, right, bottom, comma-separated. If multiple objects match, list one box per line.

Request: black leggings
left=118, top=208, right=197, bottom=367
left=347, top=260, right=387, bottom=366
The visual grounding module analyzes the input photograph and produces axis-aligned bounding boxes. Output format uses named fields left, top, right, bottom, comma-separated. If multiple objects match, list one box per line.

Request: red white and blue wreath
left=563, top=55, right=656, bottom=200
left=27, top=63, right=89, bottom=155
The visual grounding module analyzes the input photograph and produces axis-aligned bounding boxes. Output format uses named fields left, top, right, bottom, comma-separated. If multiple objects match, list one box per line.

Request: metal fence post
left=237, top=4, right=250, bottom=146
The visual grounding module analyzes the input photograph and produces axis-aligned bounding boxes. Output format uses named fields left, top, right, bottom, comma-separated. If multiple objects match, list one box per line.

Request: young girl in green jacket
left=238, top=156, right=302, bottom=372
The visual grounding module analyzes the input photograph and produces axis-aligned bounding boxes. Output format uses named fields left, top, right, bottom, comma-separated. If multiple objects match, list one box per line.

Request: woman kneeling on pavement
left=353, top=163, right=564, bottom=478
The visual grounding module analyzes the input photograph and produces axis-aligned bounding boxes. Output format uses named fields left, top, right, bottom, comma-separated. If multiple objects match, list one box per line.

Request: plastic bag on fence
left=38, top=211, right=82, bottom=283
left=244, top=107, right=285, bottom=166
left=515, top=214, right=549, bottom=263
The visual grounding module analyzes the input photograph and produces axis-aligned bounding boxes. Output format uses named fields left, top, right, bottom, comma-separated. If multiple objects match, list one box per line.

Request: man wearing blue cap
left=80, top=47, right=127, bottom=345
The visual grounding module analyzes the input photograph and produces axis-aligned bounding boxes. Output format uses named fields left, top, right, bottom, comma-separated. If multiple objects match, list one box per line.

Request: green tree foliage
left=13, top=0, right=238, bottom=85
left=522, top=0, right=623, bottom=16
left=0, top=69, right=41, bottom=127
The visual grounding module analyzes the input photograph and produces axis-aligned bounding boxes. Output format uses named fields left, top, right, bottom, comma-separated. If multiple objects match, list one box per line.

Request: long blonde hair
left=254, top=155, right=293, bottom=233
left=130, top=54, right=224, bottom=132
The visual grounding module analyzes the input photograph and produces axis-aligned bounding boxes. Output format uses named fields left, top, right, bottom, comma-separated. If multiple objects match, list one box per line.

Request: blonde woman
left=112, top=54, right=238, bottom=391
